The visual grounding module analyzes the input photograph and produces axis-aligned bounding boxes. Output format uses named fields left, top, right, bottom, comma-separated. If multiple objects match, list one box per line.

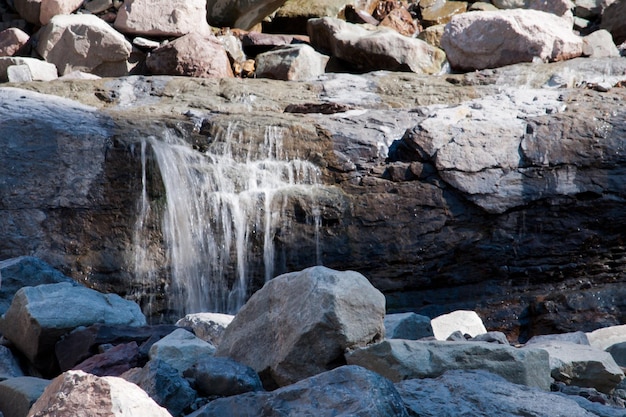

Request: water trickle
left=134, top=124, right=323, bottom=316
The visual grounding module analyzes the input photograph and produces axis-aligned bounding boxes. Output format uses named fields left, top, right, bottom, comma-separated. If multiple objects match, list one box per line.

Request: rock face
left=346, top=339, right=552, bottom=389
left=114, top=0, right=210, bottom=37
left=189, top=365, right=408, bottom=417
left=205, top=0, right=288, bottom=29
left=216, top=266, right=385, bottom=388
left=600, top=0, right=626, bottom=44
left=148, top=328, right=216, bottom=374
left=255, top=44, right=329, bottom=81
left=384, top=312, right=433, bottom=340
left=36, top=14, right=132, bottom=76
left=0, top=282, right=146, bottom=376
left=183, top=357, right=263, bottom=397
left=430, top=310, right=487, bottom=340
left=146, top=32, right=234, bottom=78
left=26, top=370, right=172, bottom=417
left=396, top=369, right=617, bottom=417
left=0, top=57, right=57, bottom=81
left=441, top=9, right=583, bottom=70
left=175, top=313, right=233, bottom=346
left=13, top=0, right=83, bottom=25
left=0, top=28, right=29, bottom=56
left=0, top=377, right=50, bottom=417
left=307, top=17, right=446, bottom=74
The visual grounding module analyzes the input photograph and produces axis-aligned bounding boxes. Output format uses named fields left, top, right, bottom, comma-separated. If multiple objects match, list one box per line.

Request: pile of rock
left=0, top=0, right=624, bottom=82
left=2, top=258, right=626, bottom=416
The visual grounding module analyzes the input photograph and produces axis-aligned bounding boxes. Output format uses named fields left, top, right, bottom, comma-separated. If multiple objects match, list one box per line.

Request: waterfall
left=133, top=123, right=323, bottom=316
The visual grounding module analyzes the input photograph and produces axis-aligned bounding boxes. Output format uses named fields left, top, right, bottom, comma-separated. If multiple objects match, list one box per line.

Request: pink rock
left=13, top=0, right=82, bottom=25
left=114, top=0, right=211, bottom=37
left=73, top=342, right=142, bottom=377
left=146, top=32, right=234, bottom=78
left=441, top=9, right=583, bottom=71
left=0, top=28, right=29, bottom=57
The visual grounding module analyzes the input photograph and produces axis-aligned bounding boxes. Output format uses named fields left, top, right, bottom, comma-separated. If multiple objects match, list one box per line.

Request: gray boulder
left=0, top=282, right=146, bottom=377
left=384, top=312, right=433, bottom=340
left=587, top=324, right=626, bottom=351
left=470, top=331, right=509, bottom=345
left=528, top=341, right=624, bottom=393
left=0, top=377, right=50, bottom=417
left=188, top=365, right=408, bottom=417
left=346, top=339, right=551, bottom=389
left=175, top=313, right=233, bottom=347
left=583, top=29, right=620, bottom=57
left=215, top=266, right=385, bottom=388
left=183, top=357, right=263, bottom=397
left=36, top=14, right=132, bottom=76
left=0, top=57, right=57, bottom=82
left=0, top=346, right=23, bottom=381
left=26, top=370, right=172, bottom=417
left=397, top=370, right=617, bottom=417
left=206, top=0, right=288, bottom=29
left=13, top=0, right=82, bottom=25
left=255, top=44, right=329, bottom=81
left=441, top=9, right=583, bottom=71
left=307, top=17, right=446, bottom=74
left=606, top=342, right=626, bottom=367
left=122, top=360, right=196, bottom=417
left=526, top=331, right=590, bottom=346
left=114, top=0, right=211, bottom=37
left=149, top=328, right=216, bottom=375
left=431, top=310, right=487, bottom=340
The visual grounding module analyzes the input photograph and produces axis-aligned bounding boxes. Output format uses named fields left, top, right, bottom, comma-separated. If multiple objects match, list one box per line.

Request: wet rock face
left=2, top=60, right=626, bottom=342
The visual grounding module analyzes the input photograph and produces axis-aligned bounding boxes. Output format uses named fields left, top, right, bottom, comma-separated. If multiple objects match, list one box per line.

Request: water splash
left=134, top=124, right=323, bottom=316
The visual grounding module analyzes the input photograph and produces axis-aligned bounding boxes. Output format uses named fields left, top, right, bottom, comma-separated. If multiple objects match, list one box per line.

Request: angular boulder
left=441, top=9, right=583, bottom=71
left=601, top=0, right=626, bottom=45
left=149, top=328, right=216, bottom=374
left=527, top=341, right=624, bottom=393
left=0, top=346, right=24, bottom=381
left=0, top=377, right=50, bottom=417
left=215, top=266, right=386, bottom=388
left=146, top=32, right=234, bottom=78
left=26, top=370, right=172, bottom=417
left=73, top=342, right=142, bottom=377
left=346, top=339, right=551, bottom=389
left=431, top=310, right=487, bottom=340
left=13, top=0, right=82, bottom=25
left=206, top=0, right=288, bottom=30
left=36, top=14, right=132, bottom=76
left=255, top=44, right=329, bottom=81
left=384, top=312, right=434, bottom=340
left=583, top=29, right=620, bottom=58
left=606, top=342, right=626, bottom=367
left=183, top=357, right=263, bottom=397
left=0, top=57, right=57, bottom=82
left=307, top=17, right=446, bottom=74
left=123, top=360, right=196, bottom=417
left=176, top=312, right=233, bottom=346
left=114, top=0, right=211, bottom=37
left=0, top=28, right=29, bottom=57
left=188, top=365, right=408, bottom=417
left=0, top=282, right=146, bottom=377
left=587, top=324, right=626, bottom=351
left=397, top=369, right=620, bottom=417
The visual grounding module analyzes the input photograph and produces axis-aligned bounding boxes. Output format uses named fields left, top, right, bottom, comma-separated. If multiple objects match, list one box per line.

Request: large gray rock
left=583, top=29, right=620, bottom=57
left=26, top=370, right=172, bottom=417
left=397, top=369, right=618, bottom=417
left=606, top=342, right=626, bottom=367
left=36, top=14, right=132, bottom=76
left=188, top=365, right=408, bottom=417
left=114, top=0, right=211, bottom=37
left=183, top=356, right=263, bottom=397
left=346, top=339, right=551, bottom=389
left=0, top=282, right=146, bottom=376
left=527, top=341, right=624, bottom=393
left=255, top=44, right=329, bottom=81
left=206, top=0, right=288, bottom=29
left=0, top=346, right=24, bottom=381
left=215, top=266, right=386, bottom=388
left=0, top=57, right=57, bottom=82
left=148, top=328, right=216, bottom=374
left=587, top=325, right=626, bottom=351
left=175, top=313, right=233, bottom=346
left=441, top=9, right=583, bottom=71
left=384, top=312, right=433, bottom=340
left=307, top=17, right=446, bottom=74
left=145, top=32, right=234, bottom=78
left=431, top=310, right=487, bottom=340
left=0, top=377, right=50, bottom=417
left=122, top=360, right=196, bottom=417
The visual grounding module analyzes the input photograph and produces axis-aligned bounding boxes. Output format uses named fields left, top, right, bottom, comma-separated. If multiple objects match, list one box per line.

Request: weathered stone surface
left=0, top=28, right=29, bottom=57
left=149, top=328, right=216, bottom=374
left=188, top=365, right=408, bottom=417
left=526, top=341, right=624, bottom=393
left=36, top=14, right=131, bottom=76
left=384, top=312, right=433, bottom=340
left=470, top=331, right=509, bottom=344
left=527, top=0, right=575, bottom=26
left=56, top=324, right=179, bottom=372
left=114, top=0, right=210, bottom=37
left=146, top=32, right=234, bottom=78
left=417, top=23, right=445, bottom=48
left=183, top=356, right=263, bottom=397
left=601, top=0, right=626, bottom=45
left=206, top=0, right=288, bottom=29
left=431, top=310, right=487, bottom=340
left=0, top=57, right=57, bottom=81
left=267, top=0, right=354, bottom=34
left=307, top=17, right=446, bottom=74
left=176, top=313, right=233, bottom=346
left=123, top=360, right=196, bottom=417
left=0, top=282, right=146, bottom=376
left=73, top=342, right=141, bottom=377
left=378, top=7, right=419, bottom=37
left=441, top=9, right=583, bottom=71
left=0, top=346, right=24, bottom=381
left=587, top=325, right=626, bottom=352
left=216, top=266, right=385, bottom=388
left=492, top=0, right=526, bottom=8
left=255, top=44, right=329, bottom=81
left=397, top=370, right=618, bottom=417
left=606, top=342, right=626, bottom=367
left=526, top=331, right=590, bottom=346
left=239, top=31, right=308, bottom=57
left=26, top=370, right=172, bottom=417
left=13, top=0, right=82, bottom=25
left=583, top=29, right=620, bottom=57
left=0, top=377, right=50, bottom=417
left=421, top=0, right=467, bottom=26
left=346, top=339, right=551, bottom=389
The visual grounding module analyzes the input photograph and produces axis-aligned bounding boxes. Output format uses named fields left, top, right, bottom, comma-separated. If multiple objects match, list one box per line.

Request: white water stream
left=134, top=124, right=323, bottom=315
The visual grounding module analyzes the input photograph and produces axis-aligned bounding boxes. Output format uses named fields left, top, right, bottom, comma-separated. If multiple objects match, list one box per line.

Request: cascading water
left=133, top=123, right=323, bottom=317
